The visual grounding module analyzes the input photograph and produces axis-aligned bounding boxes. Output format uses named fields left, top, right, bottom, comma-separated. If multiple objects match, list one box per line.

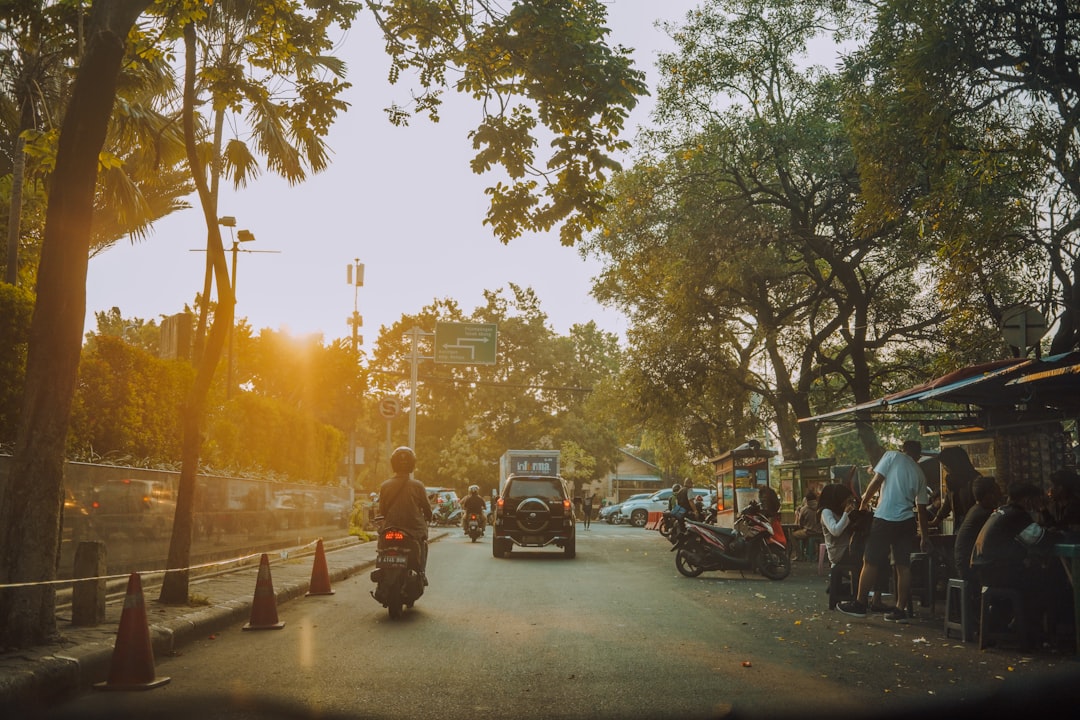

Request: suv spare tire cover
left=515, top=497, right=550, bottom=532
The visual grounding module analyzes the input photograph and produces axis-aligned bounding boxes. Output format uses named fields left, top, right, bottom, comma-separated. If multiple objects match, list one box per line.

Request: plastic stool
left=944, top=578, right=974, bottom=642
left=979, top=586, right=1027, bottom=650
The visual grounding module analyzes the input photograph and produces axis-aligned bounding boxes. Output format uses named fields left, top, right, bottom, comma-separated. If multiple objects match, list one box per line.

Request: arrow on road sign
left=434, top=322, right=497, bottom=365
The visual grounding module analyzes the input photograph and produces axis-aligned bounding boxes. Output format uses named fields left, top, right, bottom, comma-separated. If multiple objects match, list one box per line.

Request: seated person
left=953, top=477, right=1002, bottom=583
left=971, top=481, right=1070, bottom=649
left=1044, top=469, right=1080, bottom=532
left=756, top=485, right=786, bottom=547
left=791, top=490, right=825, bottom=557
left=757, top=486, right=781, bottom=519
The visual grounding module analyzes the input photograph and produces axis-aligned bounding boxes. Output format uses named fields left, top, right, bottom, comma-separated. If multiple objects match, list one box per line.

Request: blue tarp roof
left=801, top=352, right=1080, bottom=423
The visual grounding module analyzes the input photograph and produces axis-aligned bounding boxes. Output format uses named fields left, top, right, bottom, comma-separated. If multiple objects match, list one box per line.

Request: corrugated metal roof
left=800, top=352, right=1080, bottom=424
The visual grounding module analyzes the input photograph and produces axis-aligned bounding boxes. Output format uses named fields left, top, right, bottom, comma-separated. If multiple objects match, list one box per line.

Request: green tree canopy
left=845, top=0, right=1078, bottom=356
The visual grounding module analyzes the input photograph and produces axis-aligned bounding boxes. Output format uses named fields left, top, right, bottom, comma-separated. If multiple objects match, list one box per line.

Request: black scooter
left=370, top=520, right=425, bottom=619
left=465, top=512, right=484, bottom=542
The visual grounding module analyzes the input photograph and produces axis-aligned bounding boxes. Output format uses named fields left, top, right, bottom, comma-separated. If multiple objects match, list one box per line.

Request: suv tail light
left=563, top=499, right=572, bottom=511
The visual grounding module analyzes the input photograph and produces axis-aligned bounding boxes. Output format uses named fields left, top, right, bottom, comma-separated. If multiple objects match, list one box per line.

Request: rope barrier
left=0, top=538, right=322, bottom=590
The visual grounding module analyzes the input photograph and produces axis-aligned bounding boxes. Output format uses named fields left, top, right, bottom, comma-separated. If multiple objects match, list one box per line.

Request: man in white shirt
left=837, top=440, right=931, bottom=623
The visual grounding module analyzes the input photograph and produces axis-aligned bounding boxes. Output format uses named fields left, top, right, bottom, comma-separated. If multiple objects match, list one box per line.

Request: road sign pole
left=385, top=419, right=392, bottom=470
left=407, top=327, right=421, bottom=449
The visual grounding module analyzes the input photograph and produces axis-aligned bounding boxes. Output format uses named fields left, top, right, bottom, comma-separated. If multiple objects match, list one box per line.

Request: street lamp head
left=237, top=229, right=255, bottom=242
left=218, top=216, right=237, bottom=227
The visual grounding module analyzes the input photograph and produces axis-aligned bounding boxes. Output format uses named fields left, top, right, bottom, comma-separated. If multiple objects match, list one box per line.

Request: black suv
left=492, top=474, right=576, bottom=558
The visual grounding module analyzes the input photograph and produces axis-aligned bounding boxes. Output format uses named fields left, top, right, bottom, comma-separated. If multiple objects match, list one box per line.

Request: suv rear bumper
left=498, top=531, right=574, bottom=548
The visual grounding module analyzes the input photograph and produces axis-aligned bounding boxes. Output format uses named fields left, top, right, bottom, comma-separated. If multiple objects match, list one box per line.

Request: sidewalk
left=0, top=531, right=446, bottom=713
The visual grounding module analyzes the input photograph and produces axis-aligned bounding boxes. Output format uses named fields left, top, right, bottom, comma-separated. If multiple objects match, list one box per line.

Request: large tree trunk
left=158, top=20, right=233, bottom=604
left=0, top=0, right=152, bottom=649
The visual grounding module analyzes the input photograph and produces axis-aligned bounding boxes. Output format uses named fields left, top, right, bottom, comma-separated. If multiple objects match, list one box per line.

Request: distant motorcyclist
left=668, top=483, right=682, bottom=511
left=676, top=479, right=701, bottom=521
left=379, top=447, right=433, bottom=579
left=461, top=484, right=487, bottom=534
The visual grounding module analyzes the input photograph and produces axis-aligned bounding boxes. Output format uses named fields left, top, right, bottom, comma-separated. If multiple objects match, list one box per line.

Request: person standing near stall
left=837, top=440, right=932, bottom=623
left=929, top=446, right=979, bottom=531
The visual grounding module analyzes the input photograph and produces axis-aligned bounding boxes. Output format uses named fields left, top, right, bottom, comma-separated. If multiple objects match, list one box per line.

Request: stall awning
left=800, top=353, right=1080, bottom=424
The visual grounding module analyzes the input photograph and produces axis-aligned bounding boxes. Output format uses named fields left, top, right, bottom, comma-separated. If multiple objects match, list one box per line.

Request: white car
left=599, top=493, right=653, bottom=524
left=619, top=487, right=712, bottom=527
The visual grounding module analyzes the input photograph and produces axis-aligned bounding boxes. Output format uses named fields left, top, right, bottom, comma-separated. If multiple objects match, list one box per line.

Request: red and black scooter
left=671, top=501, right=791, bottom=580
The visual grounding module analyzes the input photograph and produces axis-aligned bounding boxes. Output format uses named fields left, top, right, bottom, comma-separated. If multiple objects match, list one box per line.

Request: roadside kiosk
left=776, top=458, right=834, bottom=524
left=709, top=441, right=777, bottom=529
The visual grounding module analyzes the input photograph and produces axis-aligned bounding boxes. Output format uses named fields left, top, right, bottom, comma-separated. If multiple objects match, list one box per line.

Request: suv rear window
left=506, top=478, right=563, bottom=500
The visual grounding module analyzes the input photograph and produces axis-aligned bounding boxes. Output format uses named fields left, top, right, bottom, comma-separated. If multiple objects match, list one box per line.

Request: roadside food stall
left=777, top=458, right=834, bottom=524
left=709, top=441, right=777, bottom=529
left=799, top=351, right=1080, bottom=649
left=799, top=354, right=1080, bottom=489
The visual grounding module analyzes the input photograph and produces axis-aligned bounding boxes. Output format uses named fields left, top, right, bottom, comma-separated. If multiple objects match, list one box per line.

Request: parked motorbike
left=659, top=509, right=685, bottom=542
left=466, top=512, right=484, bottom=542
left=659, top=505, right=717, bottom=543
left=370, top=521, right=425, bottom=618
left=430, top=504, right=463, bottom=527
left=671, top=501, right=790, bottom=580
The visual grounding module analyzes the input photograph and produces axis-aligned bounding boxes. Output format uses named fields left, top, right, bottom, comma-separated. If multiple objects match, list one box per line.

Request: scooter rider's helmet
left=469, top=484, right=479, bottom=495
left=672, top=483, right=682, bottom=494
left=390, top=446, right=416, bottom=474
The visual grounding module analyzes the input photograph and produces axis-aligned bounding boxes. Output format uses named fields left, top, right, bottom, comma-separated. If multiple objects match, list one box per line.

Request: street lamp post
left=226, top=228, right=255, bottom=399
left=192, top=217, right=279, bottom=399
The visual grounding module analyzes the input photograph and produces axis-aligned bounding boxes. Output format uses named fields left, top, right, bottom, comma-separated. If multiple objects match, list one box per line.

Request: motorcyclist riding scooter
left=461, top=484, right=487, bottom=536
left=378, top=446, right=432, bottom=581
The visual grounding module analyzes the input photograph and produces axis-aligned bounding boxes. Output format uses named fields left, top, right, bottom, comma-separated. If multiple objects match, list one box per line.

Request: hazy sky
left=84, top=2, right=702, bottom=350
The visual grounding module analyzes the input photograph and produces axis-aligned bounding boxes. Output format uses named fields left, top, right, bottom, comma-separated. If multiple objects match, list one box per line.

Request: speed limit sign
left=378, top=397, right=401, bottom=420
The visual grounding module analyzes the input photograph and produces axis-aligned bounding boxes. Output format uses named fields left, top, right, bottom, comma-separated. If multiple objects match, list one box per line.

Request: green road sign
left=435, top=322, right=498, bottom=365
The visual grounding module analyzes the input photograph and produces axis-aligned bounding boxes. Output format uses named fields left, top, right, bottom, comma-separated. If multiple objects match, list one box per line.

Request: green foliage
left=0, top=282, right=33, bottom=446
left=204, top=391, right=345, bottom=484
left=366, top=285, right=623, bottom=495
left=240, top=329, right=365, bottom=432
left=69, top=336, right=194, bottom=462
left=73, top=314, right=351, bottom=483
left=84, top=306, right=162, bottom=355
left=370, top=0, right=647, bottom=244
left=2, top=0, right=194, bottom=264
left=845, top=0, right=1077, bottom=355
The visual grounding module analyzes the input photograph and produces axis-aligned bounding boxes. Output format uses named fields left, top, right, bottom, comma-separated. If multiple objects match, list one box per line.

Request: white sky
left=84, top=2, right=702, bottom=350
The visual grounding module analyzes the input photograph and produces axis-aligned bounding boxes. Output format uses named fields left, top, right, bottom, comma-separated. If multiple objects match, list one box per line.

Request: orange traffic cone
left=242, top=553, right=285, bottom=630
left=306, top=538, right=335, bottom=596
left=93, top=573, right=170, bottom=691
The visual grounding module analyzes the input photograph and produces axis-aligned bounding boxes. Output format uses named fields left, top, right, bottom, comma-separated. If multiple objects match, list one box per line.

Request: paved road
left=34, top=524, right=1080, bottom=719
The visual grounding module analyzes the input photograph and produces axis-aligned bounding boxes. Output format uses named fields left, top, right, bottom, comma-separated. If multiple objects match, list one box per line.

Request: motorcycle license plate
left=377, top=553, right=407, bottom=567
